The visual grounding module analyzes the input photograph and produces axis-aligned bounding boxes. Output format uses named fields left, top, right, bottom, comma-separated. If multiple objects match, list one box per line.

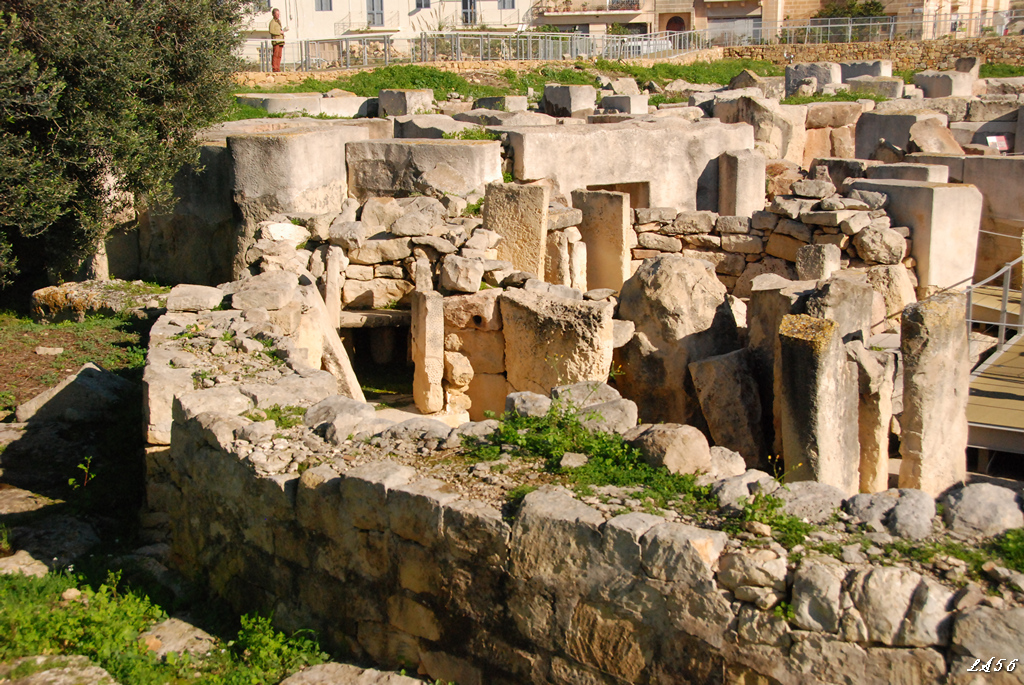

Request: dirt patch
left=0, top=312, right=147, bottom=417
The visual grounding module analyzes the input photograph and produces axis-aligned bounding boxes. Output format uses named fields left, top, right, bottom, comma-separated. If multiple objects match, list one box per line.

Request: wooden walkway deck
left=968, top=333, right=1024, bottom=454
left=971, top=284, right=1022, bottom=324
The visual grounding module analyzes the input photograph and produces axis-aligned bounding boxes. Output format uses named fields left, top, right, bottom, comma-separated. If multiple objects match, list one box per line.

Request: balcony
left=654, top=0, right=693, bottom=12
left=539, top=0, right=643, bottom=15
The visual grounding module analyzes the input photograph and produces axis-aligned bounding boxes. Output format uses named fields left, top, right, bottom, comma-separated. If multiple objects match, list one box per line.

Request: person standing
left=269, top=8, right=286, bottom=72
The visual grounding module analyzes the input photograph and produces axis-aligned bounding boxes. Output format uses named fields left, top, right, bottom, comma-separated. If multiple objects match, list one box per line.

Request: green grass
left=894, top=68, right=917, bottom=84
left=594, top=57, right=783, bottom=86
left=980, top=63, right=1024, bottom=79
left=648, top=93, right=689, bottom=108
left=236, top=65, right=504, bottom=101
left=247, top=405, right=307, bottom=430
left=441, top=128, right=501, bottom=141
left=722, top=492, right=816, bottom=550
left=781, top=91, right=887, bottom=105
left=0, top=571, right=328, bottom=685
left=464, top=402, right=717, bottom=512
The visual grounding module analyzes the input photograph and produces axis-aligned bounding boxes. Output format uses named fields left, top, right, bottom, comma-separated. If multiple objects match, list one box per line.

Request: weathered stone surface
left=776, top=481, right=846, bottom=523
left=511, top=487, right=604, bottom=577
left=791, top=559, right=847, bottom=633
left=166, top=285, right=224, bottom=312
left=411, top=291, right=444, bottom=414
left=942, top=483, right=1023, bottom=537
left=564, top=602, right=649, bottom=682
left=0, top=656, right=118, bottom=685
left=796, top=243, right=841, bottom=281
left=718, top=549, right=787, bottom=591
left=951, top=606, right=1024, bottom=678
left=847, top=567, right=922, bottom=645
left=777, top=315, right=859, bottom=495
left=499, top=288, right=613, bottom=395
left=627, top=423, right=712, bottom=475
left=279, top=662, right=424, bottom=685
left=688, top=349, right=764, bottom=464
left=505, top=391, right=552, bottom=418
left=577, top=398, right=638, bottom=435
left=616, top=255, right=739, bottom=428
left=231, top=270, right=300, bottom=311
left=640, top=522, right=727, bottom=583
left=483, top=183, right=548, bottom=276
left=853, top=227, right=907, bottom=265
left=139, top=618, right=215, bottom=658
left=899, top=293, right=969, bottom=496
left=543, top=84, right=597, bottom=117
left=440, top=255, right=484, bottom=293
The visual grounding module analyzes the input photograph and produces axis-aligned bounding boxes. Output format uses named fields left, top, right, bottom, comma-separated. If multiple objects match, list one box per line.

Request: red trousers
left=272, top=43, right=284, bottom=72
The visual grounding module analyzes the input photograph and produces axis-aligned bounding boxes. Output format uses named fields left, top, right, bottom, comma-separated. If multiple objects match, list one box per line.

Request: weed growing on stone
left=466, top=403, right=717, bottom=512
left=250, top=405, right=307, bottom=430
left=463, top=198, right=485, bottom=216
left=723, top=492, right=816, bottom=550
left=441, top=128, right=501, bottom=141
left=781, top=91, right=887, bottom=105
left=0, top=524, right=10, bottom=557
left=991, top=529, right=1024, bottom=573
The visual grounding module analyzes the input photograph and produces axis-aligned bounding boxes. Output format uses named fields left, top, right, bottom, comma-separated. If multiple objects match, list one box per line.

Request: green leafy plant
left=503, top=171, right=514, bottom=183
left=773, top=601, right=796, bottom=621
left=441, top=128, right=500, bottom=141
left=463, top=198, right=485, bottom=216
left=246, top=405, right=306, bottom=430
left=723, top=491, right=816, bottom=549
left=67, top=456, right=94, bottom=490
left=0, top=524, right=11, bottom=557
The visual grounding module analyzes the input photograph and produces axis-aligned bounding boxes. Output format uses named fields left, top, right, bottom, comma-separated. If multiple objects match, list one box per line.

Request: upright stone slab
left=746, top=275, right=817, bottom=455
left=412, top=290, right=445, bottom=414
left=323, top=246, right=346, bottom=330
left=543, top=84, right=597, bottom=118
left=778, top=314, right=860, bottom=495
left=688, top=348, right=765, bottom=464
left=785, top=63, right=842, bottom=96
left=571, top=189, right=631, bottom=292
left=898, top=292, right=969, bottom=496
left=851, top=344, right=897, bottom=494
left=854, top=111, right=948, bottom=161
left=913, top=71, right=974, bottom=99
left=718, top=149, right=766, bottom=218
left=483, top=182, right=549, bottom=276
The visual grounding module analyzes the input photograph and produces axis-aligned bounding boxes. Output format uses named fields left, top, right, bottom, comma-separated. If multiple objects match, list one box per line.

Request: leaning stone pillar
left=898, top=292, right=968, bottom=496
left=411, top=290, right=445, bottom=414
left=778, top=314, right=860, bottom=495
left=847, top=340, right=896, bottom=494
left=323, top=245, right=346, bottom=330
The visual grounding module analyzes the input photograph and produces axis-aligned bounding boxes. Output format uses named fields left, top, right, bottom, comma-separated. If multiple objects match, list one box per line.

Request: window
left=498, top=0, right=514, bottom=9
left=416, top=0, right=430, bottom=8
left=461, top=0, right=477, bottom=24
left=315, top=0, right=332, bottom=10
left=367, top=0, right=384, bottom=25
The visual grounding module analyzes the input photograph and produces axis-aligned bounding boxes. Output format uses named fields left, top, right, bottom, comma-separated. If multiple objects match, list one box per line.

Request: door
left=367, top=0, right=383, bottom=26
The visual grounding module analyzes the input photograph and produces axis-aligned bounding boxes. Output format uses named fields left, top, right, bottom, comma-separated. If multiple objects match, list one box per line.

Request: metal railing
left=415, top=29, right=709, bottom=61
left=538, top=0, right=642, bottom=14
left=966, top=255, right=1024, bottom=354
left=305, top=34, right=398, bottom=69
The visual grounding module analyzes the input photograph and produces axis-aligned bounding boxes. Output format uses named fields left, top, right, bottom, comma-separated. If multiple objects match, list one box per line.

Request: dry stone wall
left=725, top=35, right=1024, bottom=72
left=158, top=400, right=1024, bottom=685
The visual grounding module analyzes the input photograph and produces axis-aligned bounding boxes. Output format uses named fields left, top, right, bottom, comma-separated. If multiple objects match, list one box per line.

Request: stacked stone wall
left=725, top=35, right=1024, bottom=72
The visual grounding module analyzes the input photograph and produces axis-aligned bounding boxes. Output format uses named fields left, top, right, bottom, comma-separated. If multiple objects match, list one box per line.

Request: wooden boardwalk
left=968, top=334, right=1024, bottom=454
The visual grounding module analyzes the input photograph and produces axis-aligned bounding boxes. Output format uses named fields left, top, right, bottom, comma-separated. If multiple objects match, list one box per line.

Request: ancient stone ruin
left=21, top=61, right=1024, bottom=683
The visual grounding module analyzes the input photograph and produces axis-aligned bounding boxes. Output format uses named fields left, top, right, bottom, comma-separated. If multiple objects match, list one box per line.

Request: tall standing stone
left=718, top=149, right=766, bottom=218
left=898, top=292, right=969, bottom=496
left=323, top=246, right=346, bottom=330
left=571, top=189, right=631, bottom=292
left=746, top=274, right=817, bottom=455
left=688, top=348, right=764, bottom=464
left=412, top=290, right=445, bottom=413
left=778, top=314, right=860, bottom=495
left=483, top=183, right=549, bottom=276
left=616, top=255, right=740, bottom=428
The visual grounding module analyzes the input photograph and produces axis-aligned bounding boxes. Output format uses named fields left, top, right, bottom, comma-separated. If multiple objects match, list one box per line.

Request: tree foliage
left=814, top=0, right=886, bottom=18
left=0, top=0, right=253, bottom=287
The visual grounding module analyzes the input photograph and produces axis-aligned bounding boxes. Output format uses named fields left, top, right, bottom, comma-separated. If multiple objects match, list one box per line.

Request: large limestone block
left=231, top=270, right=300, bottom=311
left=466, top=373, right=507, bottom=421
left=848, top=179, right=982, bottom=290
left=908, top=118, right=964, bottom=155
left=899, top=292, right=969, bottom=496
left=505, top=119, right=753, bottom=210
left=483, top=183, right=549, bottom=276
left=378, top=88, right=433, bottom=117
left=866, top=264, right=916, bottom=333
left=847, top=75, right=905, bottom=100
left=392, top=114, right=477, bottom=140
left=854, top=111, right=948, bottom=160
left=786, top=62, right=842, bottom=96
left=499, top=289, right=614, bottom=395
left=346, top=140, right=501, bottom=202
left=510, top=487, right=604, bottom=577
left=571, top=189, right=631, bottom=292
left=840, top=60, right=892, bottom=80
left=16, top=363, right=133, bottom=424
left=913, top=70, right=974, bottom=98
left=298, top=286, right=365, bottom=401
left=778, top=315, right=860, bottom=495
left=411, top=291, right=445, bottom=414
left=144, top=363, right=196, bottom=445
left=688, top=349, right=764, bottom=464
left=615, top=255, right=740, bottom=427
left=803, top=128, right=833, bottom=170
left=805, top=102, right=863, bottom=129
left=543, top=84, right=597, bottom=118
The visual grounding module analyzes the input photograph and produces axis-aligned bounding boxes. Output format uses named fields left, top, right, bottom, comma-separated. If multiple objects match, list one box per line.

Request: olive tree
left=0, top=0, right=253, bottom=286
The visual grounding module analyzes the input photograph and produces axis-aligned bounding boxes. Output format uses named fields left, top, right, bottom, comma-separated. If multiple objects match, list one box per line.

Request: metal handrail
left=965, top=255, right=1024, bottom=352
